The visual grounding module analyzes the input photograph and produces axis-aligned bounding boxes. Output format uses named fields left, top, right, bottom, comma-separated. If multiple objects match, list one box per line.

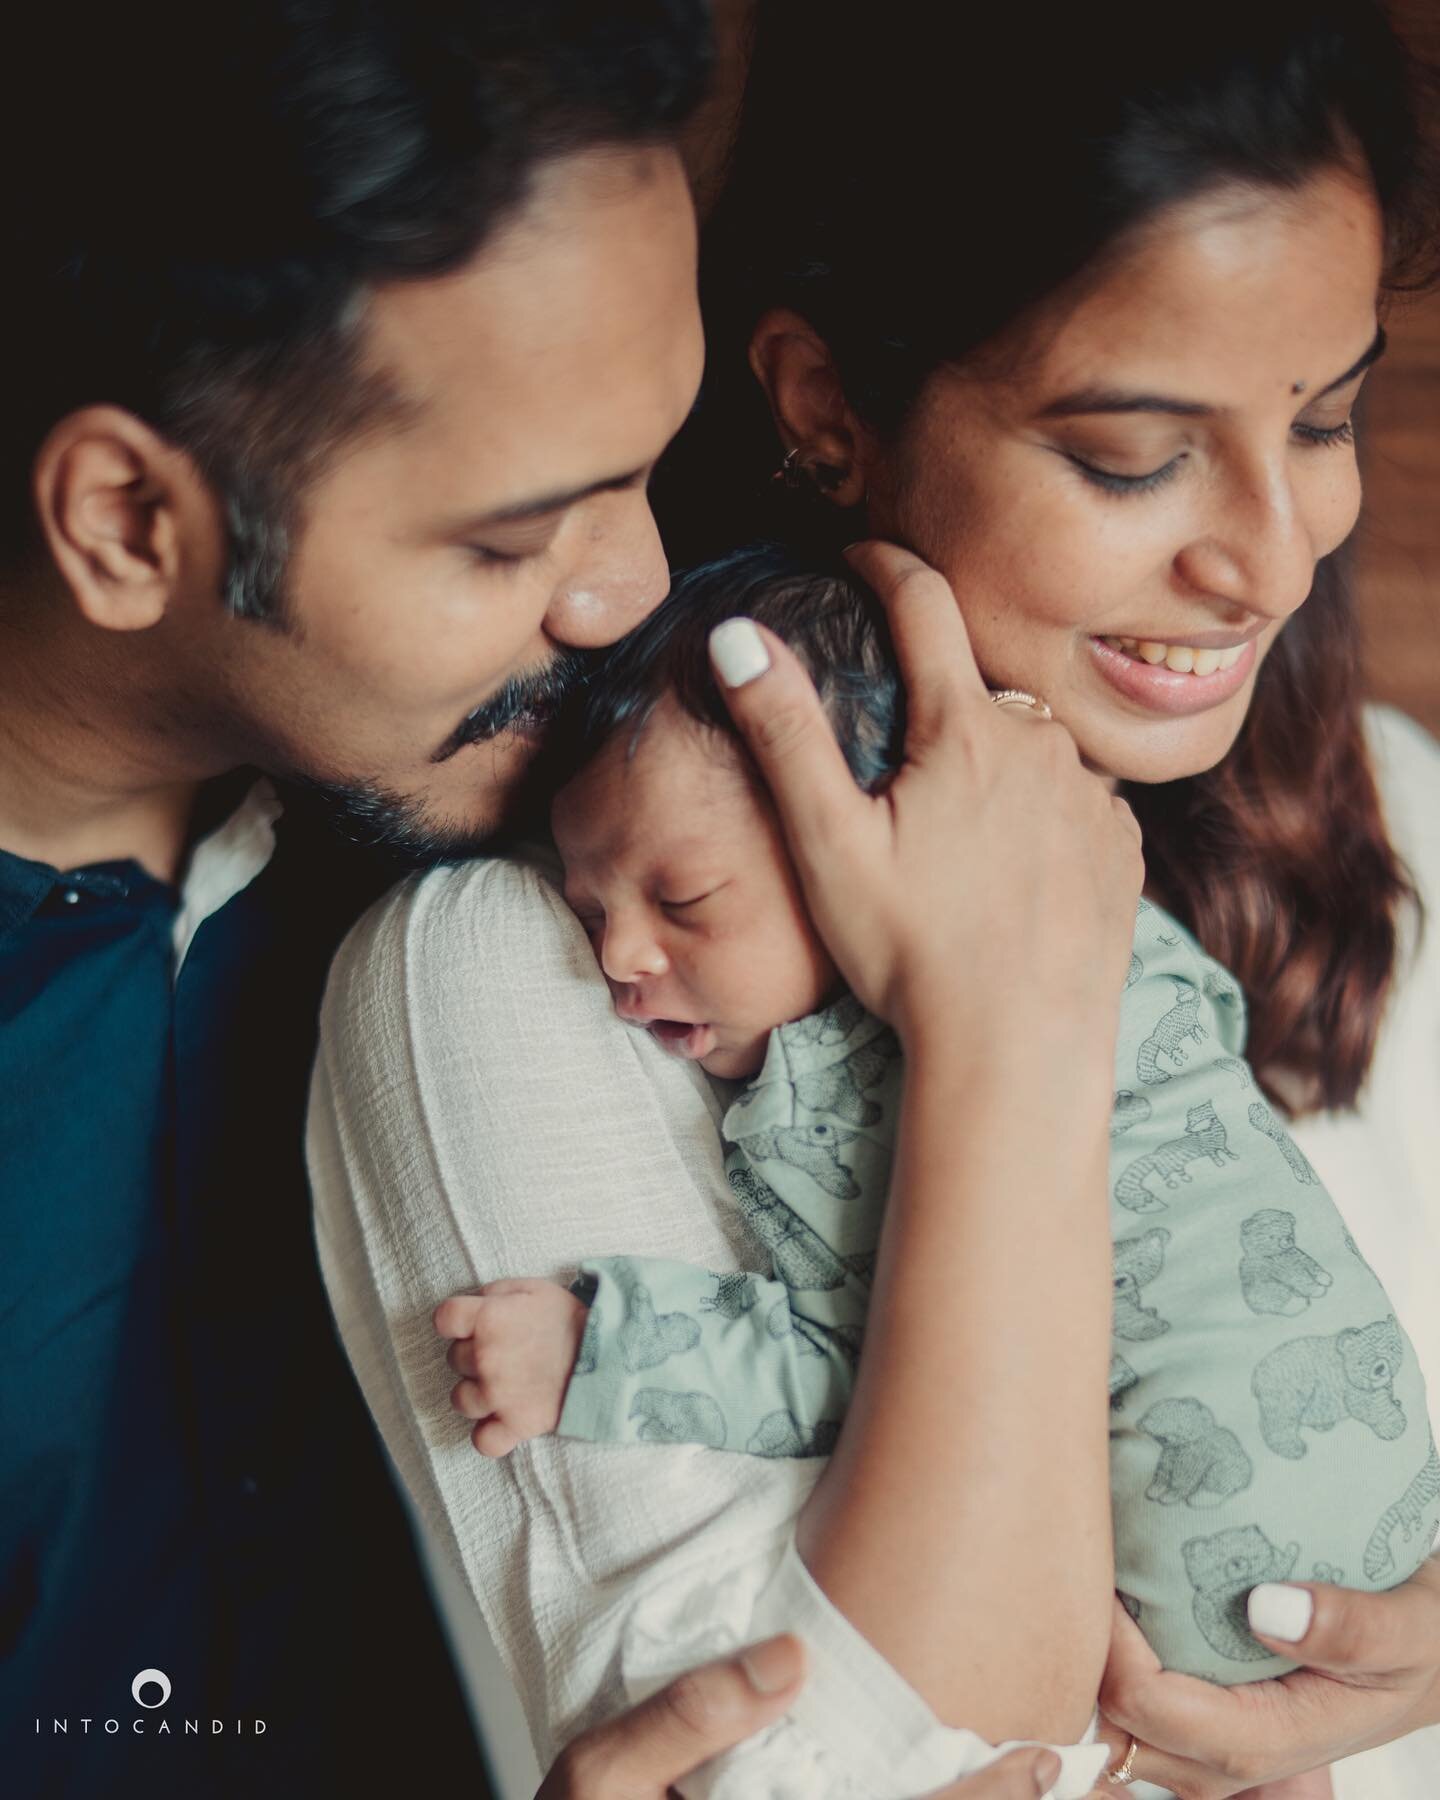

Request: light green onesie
left=557, top=899, right=1440, bottom=1683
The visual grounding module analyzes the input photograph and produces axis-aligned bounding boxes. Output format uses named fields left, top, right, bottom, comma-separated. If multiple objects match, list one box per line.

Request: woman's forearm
left=797, top=1021, right=1116, bottom=1745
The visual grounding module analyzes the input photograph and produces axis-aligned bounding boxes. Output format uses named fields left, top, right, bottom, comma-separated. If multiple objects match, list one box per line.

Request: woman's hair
left=658, top=0, right=1437, bottom=1114
left=547, top=542, right=904, bottom=795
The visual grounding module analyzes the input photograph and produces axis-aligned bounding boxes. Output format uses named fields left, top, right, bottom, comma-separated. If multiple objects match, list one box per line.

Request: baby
left=436, top=546, right=1440, bottom=1732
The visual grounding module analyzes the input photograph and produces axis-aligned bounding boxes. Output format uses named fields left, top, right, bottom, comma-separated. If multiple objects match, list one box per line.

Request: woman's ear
left=32, top=407, right=219, bottom=632
left=748, top=308, right=871, bottom=507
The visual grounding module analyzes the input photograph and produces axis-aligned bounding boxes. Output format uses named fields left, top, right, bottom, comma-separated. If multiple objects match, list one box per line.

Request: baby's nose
left=599, top=921, right=669, bottom=987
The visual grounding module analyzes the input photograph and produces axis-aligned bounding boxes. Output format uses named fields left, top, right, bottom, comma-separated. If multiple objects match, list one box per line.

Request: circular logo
left=131, top=1668, right=171, bottom=1709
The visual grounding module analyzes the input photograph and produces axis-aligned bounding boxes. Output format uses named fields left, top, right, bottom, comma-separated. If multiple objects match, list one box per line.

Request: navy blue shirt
left=0, top=789, right=484, bottom=1797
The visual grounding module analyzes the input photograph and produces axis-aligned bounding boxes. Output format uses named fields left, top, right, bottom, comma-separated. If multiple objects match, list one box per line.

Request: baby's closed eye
left=659, top=885, right=724, bottom=914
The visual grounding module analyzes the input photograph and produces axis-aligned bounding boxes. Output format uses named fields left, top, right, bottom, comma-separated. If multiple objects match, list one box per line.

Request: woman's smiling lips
left=1087, top=632, right=1259, bottom=716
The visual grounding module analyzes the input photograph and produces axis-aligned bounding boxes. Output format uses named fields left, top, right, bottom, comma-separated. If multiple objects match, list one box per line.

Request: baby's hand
left=433, top=1277, right=589, bottom=1457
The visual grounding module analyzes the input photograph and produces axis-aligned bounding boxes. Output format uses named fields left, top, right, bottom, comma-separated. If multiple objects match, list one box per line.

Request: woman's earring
left=773, top=447, right=850, bottom=495
left=773, top=446, right=806, bottom=489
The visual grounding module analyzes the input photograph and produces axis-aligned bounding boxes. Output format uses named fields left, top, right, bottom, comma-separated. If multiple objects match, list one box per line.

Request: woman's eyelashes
left=1063, top=415, right=1358, bottom=498
left=1292, top=418, right=1356, bottom=449
left=1065, top=451, right=1187, bottom=497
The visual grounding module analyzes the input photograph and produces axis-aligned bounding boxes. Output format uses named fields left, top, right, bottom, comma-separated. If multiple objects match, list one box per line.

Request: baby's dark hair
left=555, top=543, right=905, bottom=796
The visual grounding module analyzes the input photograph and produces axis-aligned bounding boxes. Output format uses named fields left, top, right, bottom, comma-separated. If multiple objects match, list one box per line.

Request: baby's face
left=551, top=693, right=838, bottom=1080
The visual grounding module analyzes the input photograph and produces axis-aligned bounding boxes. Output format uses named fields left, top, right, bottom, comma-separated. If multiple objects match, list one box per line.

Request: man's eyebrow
left=446, top=466, right=649, bottom=532
left=1038, top=326, right=1388, bottom=422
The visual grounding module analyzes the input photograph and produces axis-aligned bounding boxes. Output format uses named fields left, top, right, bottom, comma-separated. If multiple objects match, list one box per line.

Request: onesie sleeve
left=558, top=996, right=897, bottom=1458
left=556, top=1250, right=859, bottom=1455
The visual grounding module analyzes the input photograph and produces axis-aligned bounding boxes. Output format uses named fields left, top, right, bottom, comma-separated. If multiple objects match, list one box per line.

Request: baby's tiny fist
left=454, top=1281, right=589, bottom=1457
left=433, top=1290, right=486, bottom=1341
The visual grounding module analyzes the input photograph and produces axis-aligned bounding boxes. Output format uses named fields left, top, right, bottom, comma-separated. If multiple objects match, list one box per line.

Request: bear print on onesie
left=1107, top=901, right=1440, bottom=1680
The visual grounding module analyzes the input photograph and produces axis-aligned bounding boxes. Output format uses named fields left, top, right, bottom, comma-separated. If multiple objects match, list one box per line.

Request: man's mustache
left=431, top=650, right=594, bottom=763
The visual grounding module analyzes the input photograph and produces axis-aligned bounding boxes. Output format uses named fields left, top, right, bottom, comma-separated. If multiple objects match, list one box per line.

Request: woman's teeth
left=1100, top=636, right=1246, bottom=676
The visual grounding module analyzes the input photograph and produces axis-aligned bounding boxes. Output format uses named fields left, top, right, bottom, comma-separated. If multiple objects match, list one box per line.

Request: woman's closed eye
left=1063, top=413, right=1360, bottom=498
left=1291, top=416, right=1355, bottom=449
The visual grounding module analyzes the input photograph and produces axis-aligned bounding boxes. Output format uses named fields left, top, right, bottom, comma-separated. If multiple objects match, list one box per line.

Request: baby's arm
left=435, top=1250, right=862, bottom=1458
left=438, top=1002, right=884, bottom=1462
left=558, top=1249, right=862, bottom=1455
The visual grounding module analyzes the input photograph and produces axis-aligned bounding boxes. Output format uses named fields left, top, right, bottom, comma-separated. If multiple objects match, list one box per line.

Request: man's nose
left=1173, top=460, right=1320, bottom=623
left=544, top=495, right=670, bottom=650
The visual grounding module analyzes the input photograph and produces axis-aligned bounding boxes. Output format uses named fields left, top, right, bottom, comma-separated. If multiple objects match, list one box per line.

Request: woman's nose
left=599, top=914, right=669, bottom=986
left=1173, top=461, right=1320, bottom=622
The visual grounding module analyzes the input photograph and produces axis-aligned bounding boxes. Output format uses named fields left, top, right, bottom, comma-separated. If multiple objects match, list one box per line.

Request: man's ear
left=31, top=407, right=221, bottom=631
left=747, top=308, right=871, bottom=507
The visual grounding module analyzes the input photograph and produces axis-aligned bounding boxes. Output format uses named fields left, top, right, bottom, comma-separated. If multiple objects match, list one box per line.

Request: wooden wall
left=1354, top=0, right=1440, bottom=737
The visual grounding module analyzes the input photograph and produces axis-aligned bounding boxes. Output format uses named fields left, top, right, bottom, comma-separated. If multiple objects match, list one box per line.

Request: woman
left=668, top=2, right=1440, bottom=1790
left=308, top=2, right=1440, bottom=1794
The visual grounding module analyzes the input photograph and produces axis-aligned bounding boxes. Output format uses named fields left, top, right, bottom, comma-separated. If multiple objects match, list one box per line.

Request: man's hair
left=551, top=541, right=905, bottom=794
left=7, top=0, right=710, bottom=616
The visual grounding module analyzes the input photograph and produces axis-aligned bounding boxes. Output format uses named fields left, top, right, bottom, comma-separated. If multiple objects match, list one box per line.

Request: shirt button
left=61, top=889, right=80, bottom=905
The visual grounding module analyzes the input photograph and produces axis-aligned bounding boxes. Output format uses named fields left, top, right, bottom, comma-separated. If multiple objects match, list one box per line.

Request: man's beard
left=290, top=649, right=593, bottom=868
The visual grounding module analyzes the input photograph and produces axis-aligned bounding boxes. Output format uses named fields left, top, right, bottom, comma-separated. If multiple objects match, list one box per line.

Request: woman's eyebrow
left=1318, top=324, right=1388, bottom=394
left=1038, top=326, right=1388, bottom=421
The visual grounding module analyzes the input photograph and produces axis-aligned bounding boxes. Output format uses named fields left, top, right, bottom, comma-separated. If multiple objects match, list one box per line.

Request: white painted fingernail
left=709, top=618, right=771, bottom=688
left=1247, top=1583, right=1313, bottom=1642
left=739, top=1635, right=802, bottom=1694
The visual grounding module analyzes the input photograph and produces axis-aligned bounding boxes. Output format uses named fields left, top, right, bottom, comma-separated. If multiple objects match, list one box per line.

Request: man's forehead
left=356, top=146, right=698, bottom=420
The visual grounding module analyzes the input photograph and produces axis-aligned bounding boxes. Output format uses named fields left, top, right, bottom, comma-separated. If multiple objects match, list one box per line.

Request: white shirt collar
left=172, top=777, right=283, bottom=973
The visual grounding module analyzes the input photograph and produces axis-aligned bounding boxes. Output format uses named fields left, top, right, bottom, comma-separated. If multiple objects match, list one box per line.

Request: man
left=0, top=3, right=710, bottom=1791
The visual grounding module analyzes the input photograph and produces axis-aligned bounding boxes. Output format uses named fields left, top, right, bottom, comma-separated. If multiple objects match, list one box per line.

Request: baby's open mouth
left=644, top=1018, right=718, bottom=1061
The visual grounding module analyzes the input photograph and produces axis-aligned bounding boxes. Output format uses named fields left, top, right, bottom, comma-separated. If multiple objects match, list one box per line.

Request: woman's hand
left=708, top=541, right=1143, bottom=1052
left=1094, top=1563, right=1440, bottom=1796
left=539, top=1633, right=1099, bottom=1798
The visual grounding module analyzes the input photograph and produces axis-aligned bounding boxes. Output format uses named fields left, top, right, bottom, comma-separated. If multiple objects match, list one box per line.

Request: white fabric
left=306, top=705, right=1440, bottom=1800
left=1297, top=708, right=1440, bottom=1800
left=171, top=776, right=282, bottom=972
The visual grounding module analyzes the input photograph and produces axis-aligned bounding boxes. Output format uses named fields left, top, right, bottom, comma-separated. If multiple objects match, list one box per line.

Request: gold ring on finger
left=1105, top=1735, right=1140, bottom=1785
left=988, top=687, right=1053, bottom=720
